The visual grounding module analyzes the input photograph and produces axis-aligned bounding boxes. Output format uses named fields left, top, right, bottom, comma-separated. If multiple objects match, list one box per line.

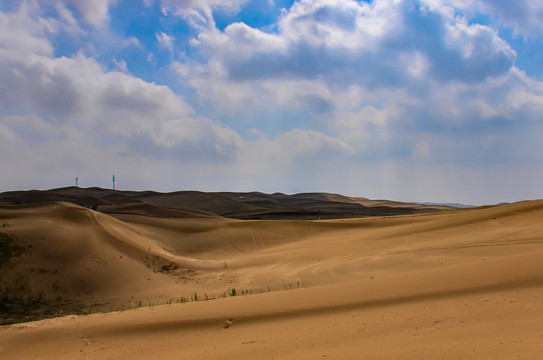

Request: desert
left=3, top=0, right=543, bottom=358
left=1, top=188, right=542, bottom=359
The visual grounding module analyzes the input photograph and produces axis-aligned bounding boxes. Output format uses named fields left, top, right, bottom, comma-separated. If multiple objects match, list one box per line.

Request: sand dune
left=1, top=196, right=543, bottom=358
left=0, top=187, right=453, bottom=219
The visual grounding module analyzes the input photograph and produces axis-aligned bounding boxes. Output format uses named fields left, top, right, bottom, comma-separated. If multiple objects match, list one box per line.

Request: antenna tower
left=112, top=174, right=115, bottom=190
left=75, top=177, right=79, bottom=187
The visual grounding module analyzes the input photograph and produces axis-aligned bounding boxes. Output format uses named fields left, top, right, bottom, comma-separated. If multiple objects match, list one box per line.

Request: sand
left=1, top=196, right=542, bottom=359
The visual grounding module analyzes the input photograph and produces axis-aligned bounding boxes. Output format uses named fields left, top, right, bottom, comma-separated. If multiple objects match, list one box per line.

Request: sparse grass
left=284, top=281, right=302, bottom=290
left=1, top=280, right=306, bottom=325
left=114, top=298, right=153, bottom=311
left=0, top=232, right=25, bottom=267
left=79, top=307, right=91, bottom=315
left=0, top=280, right=65, bottom=325
left=154, top=282, right=304, bottom=311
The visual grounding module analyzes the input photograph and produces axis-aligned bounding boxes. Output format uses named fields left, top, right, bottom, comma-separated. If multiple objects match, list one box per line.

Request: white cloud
left=179, top=0, right=523, bottom=151
left=112, top=58, right=128, bottom=73
left=195, top=22, right=288, bottom=60
left=63, top=0, right=115, bottom=27
left=123, top=36, right=141, bottom=48
left=163, top=0, right=248, bottom=10
left=187, top=0, right=516, bottom=109
left=156, top=31, right=176, bottom=52
left=173, top=0, right=543, bottom=202
left=2, top=0, right=543, bottom=204
left=0, top=2, right=244, bottom=190
left=160, top=0, right=248, bottom=29
left=54, top=2, right=83, bottom=34
left=332, top=106, right=390, bottom=143
left=0, top=1, right=57, bottom=57
left=443, top=0, right=543, bottom=37
left=231, top=129, right=355, bottom=191
left=279, top=0, right=397, bottom=50
left=147, top=52, right=156, bottom=65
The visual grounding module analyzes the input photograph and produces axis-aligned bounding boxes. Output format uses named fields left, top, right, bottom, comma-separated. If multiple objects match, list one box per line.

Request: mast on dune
left=112, top=174, right=115, bottom=190
left=75, top=177, right=78, bottom=187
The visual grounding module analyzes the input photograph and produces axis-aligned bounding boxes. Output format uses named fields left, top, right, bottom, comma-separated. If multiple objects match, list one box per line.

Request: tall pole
left=75, top=177, right=78, bottom=187
left=112, top=174, right=115, bottom=190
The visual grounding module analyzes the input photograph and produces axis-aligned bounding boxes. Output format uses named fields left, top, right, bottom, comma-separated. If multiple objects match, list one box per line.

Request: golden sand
left=1, top=198, right=542, bottom=359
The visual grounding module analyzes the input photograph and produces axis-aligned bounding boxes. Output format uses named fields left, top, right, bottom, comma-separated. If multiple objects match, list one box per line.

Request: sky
left=1, top=0, right=543, bottom=205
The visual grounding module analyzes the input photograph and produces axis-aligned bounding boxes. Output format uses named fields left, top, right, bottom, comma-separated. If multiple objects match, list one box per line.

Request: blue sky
left=1, top=0, right=543, bottom=205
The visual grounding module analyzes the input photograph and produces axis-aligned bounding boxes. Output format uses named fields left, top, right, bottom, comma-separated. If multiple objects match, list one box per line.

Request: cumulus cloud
left=0, top=2, right=243, bottom=189
left=194, top=0, right=514, bottom=85
left=2, top=0, right=543, bottom=203
left=178, top=0, right=543, bottom=194
left=186, top=0, right=517, bottom=122
left=446, top=0, right=543, bottom=37
left=0, top=1, right=57, bottom=56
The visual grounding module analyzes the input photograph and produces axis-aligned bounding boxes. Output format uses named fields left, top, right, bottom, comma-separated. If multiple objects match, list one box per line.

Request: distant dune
left=0, top=187, right=453, bottom=220
left=1, top=190, right=542, bottom=359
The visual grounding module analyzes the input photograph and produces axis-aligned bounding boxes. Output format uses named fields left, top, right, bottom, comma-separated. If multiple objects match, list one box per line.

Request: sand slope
left=1, top=199, right=543, bottom=358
